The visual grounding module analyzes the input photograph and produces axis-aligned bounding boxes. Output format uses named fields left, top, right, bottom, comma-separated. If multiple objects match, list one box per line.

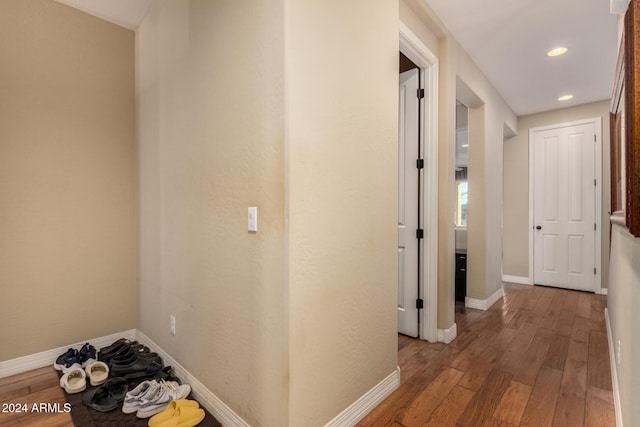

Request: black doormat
left=60, top=375, right=222, bottom=427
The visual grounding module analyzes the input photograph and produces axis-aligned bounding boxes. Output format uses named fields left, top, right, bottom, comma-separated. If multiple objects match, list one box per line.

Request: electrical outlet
left=616, top=340, right=622, bottom=365
left=170, top=315, right=176, bottom=336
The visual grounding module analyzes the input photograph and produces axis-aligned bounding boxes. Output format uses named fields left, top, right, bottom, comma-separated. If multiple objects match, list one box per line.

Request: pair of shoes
left=85, top=361, right=109, bottom=386
left=136, top=380, right=191, bottom=419
left=122, top=380, right=161, bottom=414
left=149, top=400, right=204, bottom=427
left=122, top=379, right=191, bottom=419
left=110, top=349, right=159, bottom=368
left=82, top=377, right=128, bottom=412
left=111, top=354, right=163, bottom=377
left=59, top=368, right=86, bottom=394
left=99, top=339, right=150, bottom=363
left=97, top=338, right=130, bottom=359
left=53, top=343, right=97, bottom=373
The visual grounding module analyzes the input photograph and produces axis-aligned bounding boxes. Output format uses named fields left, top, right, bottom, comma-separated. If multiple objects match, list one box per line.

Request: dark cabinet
left=455, top=252, right=467, bottom=302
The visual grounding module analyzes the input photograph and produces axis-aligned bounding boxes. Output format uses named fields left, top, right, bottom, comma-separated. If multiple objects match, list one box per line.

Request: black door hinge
left=416, top=229, right=424, bottom=239
left=416, top=159, right=424, bottom=169
left=417, top=88, right=425, bottom=99
left=416, top=298, right=424, bottom=309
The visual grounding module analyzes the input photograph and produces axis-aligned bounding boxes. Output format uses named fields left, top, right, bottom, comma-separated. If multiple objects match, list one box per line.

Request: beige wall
left=136, top=1, right=286, bottom=426
left=400, top=0, right=440, bottom=56
left=137, top=1, right=398, bottom=425
left=503, top=100, right=611, bottom=289
left=466, top=106, right=487, bottom=300
left=285, top=1, right=399, bottom=425
left=0, top=0, right=136, bottom=362
left=454, top=43, right=517, bottom=306
left=607, top=224, right=640, bottom=426
left=400, top=0, right=517, bottom=328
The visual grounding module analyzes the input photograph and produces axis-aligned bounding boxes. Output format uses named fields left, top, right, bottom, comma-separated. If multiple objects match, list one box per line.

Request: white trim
left=135, top=331, right=250, bottom=427
left=528, top=126, right=535, bottom=286
left=324, top=367, right=401, bottom=427
left=502, top=275, right=532, bottom=285
left=528, top=117, right=603, bottom=293
left=599, top=287, right=609, bottom=296
left=594, top=117, right=603, bottom=295
left=400, top=21, right=439, bottom=343
left=0, top=329, right=136, bottom=379
left=605, top=308, right=623, bottom=427
left=437, top=323, right=457, bottom=344
left=465, top=286, right=504, bottom=311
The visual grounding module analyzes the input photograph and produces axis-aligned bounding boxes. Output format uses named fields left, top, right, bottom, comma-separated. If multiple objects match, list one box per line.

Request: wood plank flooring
left=0, top=366, right=73, bottom=426
left=359, top=283, right=615, bottom=427
left=0, top=284, right=615, bottom=427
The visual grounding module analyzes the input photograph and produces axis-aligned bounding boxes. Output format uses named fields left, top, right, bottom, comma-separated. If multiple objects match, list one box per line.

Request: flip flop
left=104, top=377, right=128, bottom=402
left=82, top=386, right=118, bottom=412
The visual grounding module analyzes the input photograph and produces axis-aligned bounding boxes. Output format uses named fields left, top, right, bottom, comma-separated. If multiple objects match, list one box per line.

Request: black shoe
left=97, top=339, right=130, bottom=358
left=99, top=343, right=131, bottom=363
left=110, top=356, right=163, bottom=377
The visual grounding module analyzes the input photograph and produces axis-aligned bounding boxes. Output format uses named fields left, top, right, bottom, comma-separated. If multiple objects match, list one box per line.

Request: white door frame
left=399, top=22, right=438, bottom=342
left=528, top=117, right=602, bottom=294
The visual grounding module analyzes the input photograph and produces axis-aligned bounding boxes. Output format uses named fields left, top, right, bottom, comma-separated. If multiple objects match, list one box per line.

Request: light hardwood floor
left=358, top=283, right=615, bottom=427
left=0, top=366, right=72, bottom=426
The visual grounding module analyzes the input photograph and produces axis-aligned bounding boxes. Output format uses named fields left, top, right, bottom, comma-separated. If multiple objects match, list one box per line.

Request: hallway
left=358, top=283, right=615, bottom=426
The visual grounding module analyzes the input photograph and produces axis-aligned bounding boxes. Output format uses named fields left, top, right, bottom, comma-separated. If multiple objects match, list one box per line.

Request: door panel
left=534, top=123, right=595, bottom=291
left=398, top=69, right=419, bottom=337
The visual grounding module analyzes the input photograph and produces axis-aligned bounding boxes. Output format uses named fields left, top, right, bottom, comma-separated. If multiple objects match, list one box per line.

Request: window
left=456, top=180, right=468, bottom=227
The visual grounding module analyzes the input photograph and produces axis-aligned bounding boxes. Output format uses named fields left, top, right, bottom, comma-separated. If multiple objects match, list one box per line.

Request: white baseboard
left=599, top=287, right=609, bottom=295
left=135, top=331, right=250, bottom=427
left=324, top=367, right=400, bottom=427
left=604, top=308, right=623, bottom=427
left=502, top=275, right=531, bottom=285
left=466, top=286, right=504, bottom=311
left=0, top=329, right=136, bottom=379
left=438, top=323, right=457, bottom=344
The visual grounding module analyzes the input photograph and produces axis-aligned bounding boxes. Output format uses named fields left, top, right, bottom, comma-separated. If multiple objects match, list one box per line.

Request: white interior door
left=398, top=69, right=419, bottom=337
left=533, top=122, right=596, bottom=291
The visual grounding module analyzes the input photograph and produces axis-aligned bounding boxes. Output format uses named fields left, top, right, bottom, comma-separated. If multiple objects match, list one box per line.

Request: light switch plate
left=248, top=207, right=258, bottom=232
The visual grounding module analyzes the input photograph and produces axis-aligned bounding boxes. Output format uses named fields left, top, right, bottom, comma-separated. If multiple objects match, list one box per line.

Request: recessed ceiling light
left=547, top=47, right=568, bottom=57
left=558, top=94, right=574, bottom=101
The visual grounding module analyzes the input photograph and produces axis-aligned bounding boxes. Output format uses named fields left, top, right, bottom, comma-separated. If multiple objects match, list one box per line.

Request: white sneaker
left=136, top=381, right=191, bottom=418
left=122, top=380, right=160, bottom=414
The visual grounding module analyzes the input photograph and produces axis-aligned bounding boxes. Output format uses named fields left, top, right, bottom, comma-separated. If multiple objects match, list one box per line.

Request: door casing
left=399, top=22, right=438, bottom=342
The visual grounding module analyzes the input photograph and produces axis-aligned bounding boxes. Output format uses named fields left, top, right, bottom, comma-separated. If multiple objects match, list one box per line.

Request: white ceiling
left=57, top=0, right=620, bottom=117
left=54, top=0, right=152, bottom=31
left=425, top=0, right=620, bottom=116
